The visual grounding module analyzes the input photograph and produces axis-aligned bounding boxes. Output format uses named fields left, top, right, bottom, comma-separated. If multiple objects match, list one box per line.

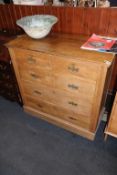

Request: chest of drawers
left=7, top=33, right=114, bottom=140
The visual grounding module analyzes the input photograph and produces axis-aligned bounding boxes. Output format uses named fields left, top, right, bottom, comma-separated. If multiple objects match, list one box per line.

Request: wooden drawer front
left=17, top=65, right=52, bottom=86
left=22, top=82, right=55, bottom=102
left=53, top=74, right=96, bottom=97
left=14, top=48, right=51, bottom=69
left=24, top=96, right=90, bottom=129
left=54, top=96, right=92, bottom=117
left=52, top=57, right=99, bottom=81
left=22, top=82, right=93, bottom=117
left=108, top=93, right=117, bottom=135
left=22, top=81, right=93, bottom=104
left=108, top=122, right=117, bottom=135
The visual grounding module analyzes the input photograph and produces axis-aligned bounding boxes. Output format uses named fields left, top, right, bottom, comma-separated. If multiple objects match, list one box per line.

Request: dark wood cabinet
left=0, top=32, right=22, bottom=104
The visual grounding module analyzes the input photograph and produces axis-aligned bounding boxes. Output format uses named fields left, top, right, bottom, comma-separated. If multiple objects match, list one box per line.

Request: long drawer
left=17, top=64, right=52, bottom=86
left=24, top=95, right=90, bottom=129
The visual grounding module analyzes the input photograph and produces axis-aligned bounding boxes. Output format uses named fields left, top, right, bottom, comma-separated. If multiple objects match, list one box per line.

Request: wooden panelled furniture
left=105, top=92, right=117, bottom=139
left=0, top=5, right=117, bottom=140
left=7, top=33, right=115, bottom=140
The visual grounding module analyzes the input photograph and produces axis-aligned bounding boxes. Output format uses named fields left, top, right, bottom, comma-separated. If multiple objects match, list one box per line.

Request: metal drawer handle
left=27, top=56, right=36, bottom=63
left=68, top=101, right=78, bottom=106
left=68, top=64, right=79, bottom=72
left=69, top=116, right=77, bottom=121
left=30, top=73, right=39, bottom=79
left=68, top=84, right=79, bottom=90
left=37, top=104, right=43, bottom=108
left=33, top=90, right=42, bottom=95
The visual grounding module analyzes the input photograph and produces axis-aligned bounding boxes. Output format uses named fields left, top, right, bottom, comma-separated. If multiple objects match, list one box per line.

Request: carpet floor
left=0, top=96, right=117, bottom=175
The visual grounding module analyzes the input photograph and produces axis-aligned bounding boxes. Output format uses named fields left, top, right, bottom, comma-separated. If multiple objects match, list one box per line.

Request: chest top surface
left=6, top=33, right=114, bottom=64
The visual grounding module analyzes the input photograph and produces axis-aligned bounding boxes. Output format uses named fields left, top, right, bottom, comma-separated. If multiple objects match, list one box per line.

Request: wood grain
left=0, top=5, right=117, bottom=37
left=7, top=33, right=114, bottom=140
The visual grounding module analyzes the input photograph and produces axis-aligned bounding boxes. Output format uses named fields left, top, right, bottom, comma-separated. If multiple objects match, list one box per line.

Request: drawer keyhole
left=37, top=104, right=43, bottom=108
left=69, top=116, right=77, bottom=121
left=30, top=73, right=39, bottom=79
left=68, top=64, right=79, bottom=72
left=27, top=57, right=36, bottom=64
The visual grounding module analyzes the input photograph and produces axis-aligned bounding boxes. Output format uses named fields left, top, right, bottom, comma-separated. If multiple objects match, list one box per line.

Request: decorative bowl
left=16, top=15, right=58, bottom=39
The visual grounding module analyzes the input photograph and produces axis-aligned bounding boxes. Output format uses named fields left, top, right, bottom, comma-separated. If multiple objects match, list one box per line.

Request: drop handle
left=37, top=104, right=43, bottom=108
left=30, top=73, right=39, bottom=79
left=68, top=84, right=79, bottom=90
left=33, top=90, right=42, bottom=95
left=68, top=101, right=78, bottom=106
left=27, top=56, right=36, bottom=63
left=69, top=116, right=77, bottom=121
left=68, top=64, right=79, bottom=72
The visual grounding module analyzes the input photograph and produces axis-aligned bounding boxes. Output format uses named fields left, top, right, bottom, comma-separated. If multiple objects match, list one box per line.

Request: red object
left=81, top=34, right=116, bottom=52
left=0, top=33, right=16, bottom=62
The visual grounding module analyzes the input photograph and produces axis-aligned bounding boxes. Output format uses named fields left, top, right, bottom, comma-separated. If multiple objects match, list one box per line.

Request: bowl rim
left=16, top=14, right=58, bottom=28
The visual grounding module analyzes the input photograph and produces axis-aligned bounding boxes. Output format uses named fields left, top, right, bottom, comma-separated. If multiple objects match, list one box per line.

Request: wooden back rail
left=0, top=5, right=117, bottom=37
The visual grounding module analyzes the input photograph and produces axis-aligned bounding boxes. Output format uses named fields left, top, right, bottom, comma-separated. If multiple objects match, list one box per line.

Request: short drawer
left=14, top=48, right=51, bottom=69
left=52, top=56, right=100, bottom=81
left=22, top=81, right=54, bottom=102
left=18, top=65, right=52, bottom=86
left=24, top=96, right=90, bottom=129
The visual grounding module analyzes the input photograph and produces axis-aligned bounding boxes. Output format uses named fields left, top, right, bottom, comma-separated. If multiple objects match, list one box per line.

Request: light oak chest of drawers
left=7, top=33, right=114, bottom=140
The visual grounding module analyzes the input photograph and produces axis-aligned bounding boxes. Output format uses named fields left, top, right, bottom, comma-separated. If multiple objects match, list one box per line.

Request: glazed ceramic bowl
left=16, top=15, right=58, bottom=39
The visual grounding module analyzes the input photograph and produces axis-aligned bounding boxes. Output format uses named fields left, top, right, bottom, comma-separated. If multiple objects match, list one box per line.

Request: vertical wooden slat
left=7, top=5, right=17, bottom=34
left=0, top=5, right=10, bottom=31
left=63, top=7, right=74, bottom=34
left=58, top=7, right=66, bottom=33
left=12, top=5, right=24, bottom=34
left=98, top=8, right=110, bottom=36
left=83, top=8, right=102, bottom=35
left=44, top=6, right=55, bottom=32
left=0, top=5, right=5, bottom=30
left=44, top=5, right=51, bottom=15
left=19, top=5, right=29, bottom=17
left=107, top=8, right=117, bottom=37
left=73, top=7, right=85, bottom=34
left=31, top=5, right=40, bottom=15
left=51, top=6, right=60, bottom=32
left=5, top=5, right=14, bottom=33
left=33, top=5, right=45, bottom=14
left=18, top=5, right=29, bottom=18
